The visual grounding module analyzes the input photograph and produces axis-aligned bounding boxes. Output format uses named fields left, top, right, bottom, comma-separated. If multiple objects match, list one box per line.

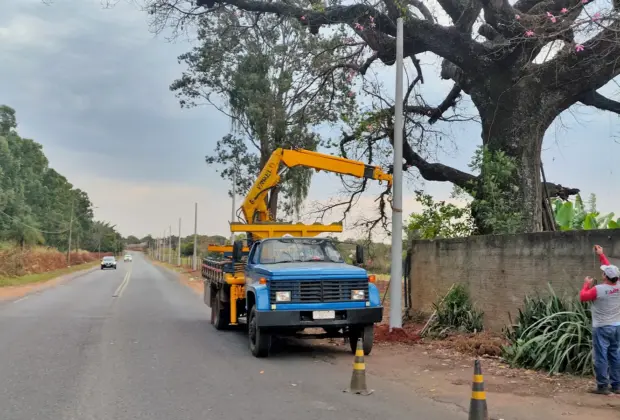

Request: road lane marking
left=13, top=295, right=30, bottom=303
left=113, top=271, right=131, bottom=297
left=118, top=269, right=132, bottom=297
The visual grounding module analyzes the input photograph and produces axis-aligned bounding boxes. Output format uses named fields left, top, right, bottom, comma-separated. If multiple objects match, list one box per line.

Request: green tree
left=405, top=191, right=474, bottom=240
left=170, top=4, right=355, bottom=220
left=0, top=104, right=122, bottom=251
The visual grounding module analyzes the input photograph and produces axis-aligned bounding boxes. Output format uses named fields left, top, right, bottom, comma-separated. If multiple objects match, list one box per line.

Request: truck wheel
left=211, top=297, right=229, bottom=330
left=248, top=306, right=271, bottom=358
left=348, top=325, right=374, bottom=356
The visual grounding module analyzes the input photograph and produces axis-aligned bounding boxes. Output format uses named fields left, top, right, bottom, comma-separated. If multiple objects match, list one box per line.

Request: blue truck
left=202, top=236, right=383, bottom=358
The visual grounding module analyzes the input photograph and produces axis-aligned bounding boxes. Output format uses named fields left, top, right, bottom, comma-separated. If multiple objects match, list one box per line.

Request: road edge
left=0, top=264, right=99, bottom=302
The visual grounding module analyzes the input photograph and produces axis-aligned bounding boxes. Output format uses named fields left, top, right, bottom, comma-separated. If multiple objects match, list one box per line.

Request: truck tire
left=248, top=306, right=271, bottom=358
left=211, top=297, right=229, bottom=330
left=348, top=324, right=374, bottom=356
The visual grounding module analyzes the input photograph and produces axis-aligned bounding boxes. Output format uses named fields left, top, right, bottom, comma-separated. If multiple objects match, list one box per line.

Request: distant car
left=124, top=254, right=132, bottom=262
left=101, top=256, right=117, bottom=270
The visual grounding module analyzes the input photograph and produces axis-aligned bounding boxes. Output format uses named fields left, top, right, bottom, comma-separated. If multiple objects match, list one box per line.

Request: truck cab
left=242, top=237, right=382, bottom=357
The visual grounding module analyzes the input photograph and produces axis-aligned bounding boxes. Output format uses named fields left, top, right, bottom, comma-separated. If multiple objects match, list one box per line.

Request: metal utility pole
left=389, top=17, right=404, bottom=331
left=230, top=171, right=236, bottom=245
left=67, top=200, right=74, bottom=265
left=177, top=218, right=182, bottom=266
left=162, top=229, right=166, bottom=261
left=168, top=225, right=172, bottom=264
left=193, top=202, right=198, bottom=271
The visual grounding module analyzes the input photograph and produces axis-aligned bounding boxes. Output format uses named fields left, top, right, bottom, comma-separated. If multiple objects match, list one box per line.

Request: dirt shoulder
left=156, top=261, right=620, bottom=420
left=0, top=262, right=98, bottom=301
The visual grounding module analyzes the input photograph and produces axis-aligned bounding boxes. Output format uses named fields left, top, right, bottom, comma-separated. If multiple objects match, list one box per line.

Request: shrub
left=502, top=285, right=592, bottom=375
left=424, top=283, right=484, bottom=338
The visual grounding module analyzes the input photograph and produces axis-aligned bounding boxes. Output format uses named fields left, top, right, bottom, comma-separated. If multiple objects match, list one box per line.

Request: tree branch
left=539, top=21, right=620, bottom=96
left=579, top=90, right=620, bottom=115
left=197, top=0, right=490, bottom=74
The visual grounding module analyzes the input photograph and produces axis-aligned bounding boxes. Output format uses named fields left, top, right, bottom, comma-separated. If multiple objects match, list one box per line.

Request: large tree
left=170, top=4, right=357, bottom=220
left=145, top=0, right=620, bottom=233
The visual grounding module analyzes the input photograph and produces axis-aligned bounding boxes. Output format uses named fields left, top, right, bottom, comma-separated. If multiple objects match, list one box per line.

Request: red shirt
left=579, top=253, right=611, bottom=302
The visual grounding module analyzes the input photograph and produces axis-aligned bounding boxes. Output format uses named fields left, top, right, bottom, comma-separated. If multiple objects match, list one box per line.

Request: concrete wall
left=409, top=229, right=620, bottom=332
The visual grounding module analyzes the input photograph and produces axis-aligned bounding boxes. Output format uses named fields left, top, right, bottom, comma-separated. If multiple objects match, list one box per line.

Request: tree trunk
left=471, top=82, right=561, bottom=234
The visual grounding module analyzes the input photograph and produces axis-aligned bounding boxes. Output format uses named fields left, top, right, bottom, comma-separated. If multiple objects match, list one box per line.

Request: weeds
left=424, top=284, right=484, bottom=338
left=502, top=285, right=593, bottom=375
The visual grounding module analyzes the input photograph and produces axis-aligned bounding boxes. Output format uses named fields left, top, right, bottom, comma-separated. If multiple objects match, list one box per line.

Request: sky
left=1, top=0, right=619, bottom=241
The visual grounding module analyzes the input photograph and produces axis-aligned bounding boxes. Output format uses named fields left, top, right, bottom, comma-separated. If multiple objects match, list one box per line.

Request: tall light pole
left=389, top=17, right=404, bottom=331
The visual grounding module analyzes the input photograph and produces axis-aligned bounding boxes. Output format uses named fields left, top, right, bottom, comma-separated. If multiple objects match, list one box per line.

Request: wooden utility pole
left=193, top=203, right=198, bottom=271
left=67, top=200, right=74, bottom=265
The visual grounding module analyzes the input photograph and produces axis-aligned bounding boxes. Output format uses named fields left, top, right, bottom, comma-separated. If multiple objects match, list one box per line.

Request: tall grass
left=502, top=285, right=593, bottom=375
left=424, top=283, right=485, bottom=337
left=0, top=244, right=106, bottom=279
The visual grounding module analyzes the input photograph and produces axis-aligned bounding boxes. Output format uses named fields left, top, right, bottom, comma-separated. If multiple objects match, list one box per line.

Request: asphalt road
left=0, top=252, right=466, bottom=420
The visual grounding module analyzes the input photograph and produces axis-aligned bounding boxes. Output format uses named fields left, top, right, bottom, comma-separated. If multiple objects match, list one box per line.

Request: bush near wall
left=0, top=244, right=112, bottom=278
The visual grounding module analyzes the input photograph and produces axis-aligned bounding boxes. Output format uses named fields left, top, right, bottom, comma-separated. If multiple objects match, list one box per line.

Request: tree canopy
left=0, top=105, right=123, bottom=252
left=147, top=0, right=619, bottom=234
left=170, top=3, right=356, bottom=219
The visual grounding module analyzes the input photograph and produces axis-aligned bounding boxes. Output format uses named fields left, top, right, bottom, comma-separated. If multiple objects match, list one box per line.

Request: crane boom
left=241, top=148, right=393, bottom=224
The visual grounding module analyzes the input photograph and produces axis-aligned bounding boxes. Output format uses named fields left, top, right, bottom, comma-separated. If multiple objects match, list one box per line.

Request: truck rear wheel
left=211, top=297, right=229, bottom=330
left=348, top=325, right=374, bottom=356
left=248, top=306, right=271, bottom=358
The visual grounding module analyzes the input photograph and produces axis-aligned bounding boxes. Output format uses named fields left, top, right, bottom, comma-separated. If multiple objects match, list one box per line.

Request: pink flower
left=369, top=16, right=376, bottom=28
left=301, top=15, right=306, bottom=20
left=575, top=44, right=584, bottom=52
left=367, top=124, right=374, bottom=131
left=561, top=7, right=568, bottom=13
left=525, top=30, right=535, bottom=37
left=546, top=12, right=557, bottom=23
left=354, top=22, right=364, bottom=30
left=581, top=0, right=588, bottom=4
left=347, top=91, right=355, bottom=97
left=592, top=12, right=601, bottom=21
left=515, top=14, right=521, bottom=19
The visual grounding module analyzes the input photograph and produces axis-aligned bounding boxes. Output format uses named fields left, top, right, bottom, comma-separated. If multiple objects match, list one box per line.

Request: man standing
left=580, top=245, right=620, bottom=395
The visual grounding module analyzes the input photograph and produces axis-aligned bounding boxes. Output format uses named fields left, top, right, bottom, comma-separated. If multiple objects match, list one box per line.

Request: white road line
left=113, top=272, right=129, bottom=297
left=117, top=269, right=132, bottom=297
left=13, top=295, right=30, bottom=303
left=112, top=269, right=132, bottom=298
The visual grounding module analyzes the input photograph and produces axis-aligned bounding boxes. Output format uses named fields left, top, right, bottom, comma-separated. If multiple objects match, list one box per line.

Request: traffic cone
left=344, top=338, right=373, bottom=395
left=468, top=359, right=489, bottom=420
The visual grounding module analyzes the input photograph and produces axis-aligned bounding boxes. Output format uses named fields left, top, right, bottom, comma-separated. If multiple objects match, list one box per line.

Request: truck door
left=245, top=242, right=260, bottom=286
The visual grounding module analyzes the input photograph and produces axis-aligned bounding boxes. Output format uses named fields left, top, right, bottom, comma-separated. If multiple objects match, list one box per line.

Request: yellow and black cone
left=468, top=359, right=489, bottom=420
left=344, top=338, right=373, bottom=395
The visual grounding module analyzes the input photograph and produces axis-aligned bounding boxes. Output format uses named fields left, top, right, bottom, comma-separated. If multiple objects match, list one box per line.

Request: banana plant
left=552, top=193, right=619, bottom=230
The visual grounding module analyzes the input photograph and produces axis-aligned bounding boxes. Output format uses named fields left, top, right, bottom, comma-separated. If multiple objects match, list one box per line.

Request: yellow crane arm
left=241, top=148, right=393, bottom=224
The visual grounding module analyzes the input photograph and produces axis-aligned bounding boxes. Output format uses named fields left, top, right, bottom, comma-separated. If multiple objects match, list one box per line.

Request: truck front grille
left=269, top=279, right=369, bottom=303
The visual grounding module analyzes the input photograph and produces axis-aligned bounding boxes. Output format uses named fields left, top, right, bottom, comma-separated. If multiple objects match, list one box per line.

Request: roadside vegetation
left=0, top=105, right=124, bottom=286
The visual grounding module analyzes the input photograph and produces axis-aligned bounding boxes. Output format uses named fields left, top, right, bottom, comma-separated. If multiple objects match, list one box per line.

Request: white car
left=124, top=254, right=132, bottom=262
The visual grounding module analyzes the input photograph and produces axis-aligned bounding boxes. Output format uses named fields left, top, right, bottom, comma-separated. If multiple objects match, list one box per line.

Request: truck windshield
left=259, top=238, right=344, bottom=264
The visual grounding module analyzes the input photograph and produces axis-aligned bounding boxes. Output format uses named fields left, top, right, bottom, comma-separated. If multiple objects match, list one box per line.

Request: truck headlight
left=275, top=291, right=291, bottom=302
left=351, top=290, right=365, bottom=300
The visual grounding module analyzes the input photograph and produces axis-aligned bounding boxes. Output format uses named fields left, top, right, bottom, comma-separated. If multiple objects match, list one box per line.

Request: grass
left=0, top=260, right=99, bottom=287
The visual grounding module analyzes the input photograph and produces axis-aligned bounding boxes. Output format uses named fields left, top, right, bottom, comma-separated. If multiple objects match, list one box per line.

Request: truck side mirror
left=232, top=240, right=243, bottom=262
left=355, top=245, right=364, bottom=265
